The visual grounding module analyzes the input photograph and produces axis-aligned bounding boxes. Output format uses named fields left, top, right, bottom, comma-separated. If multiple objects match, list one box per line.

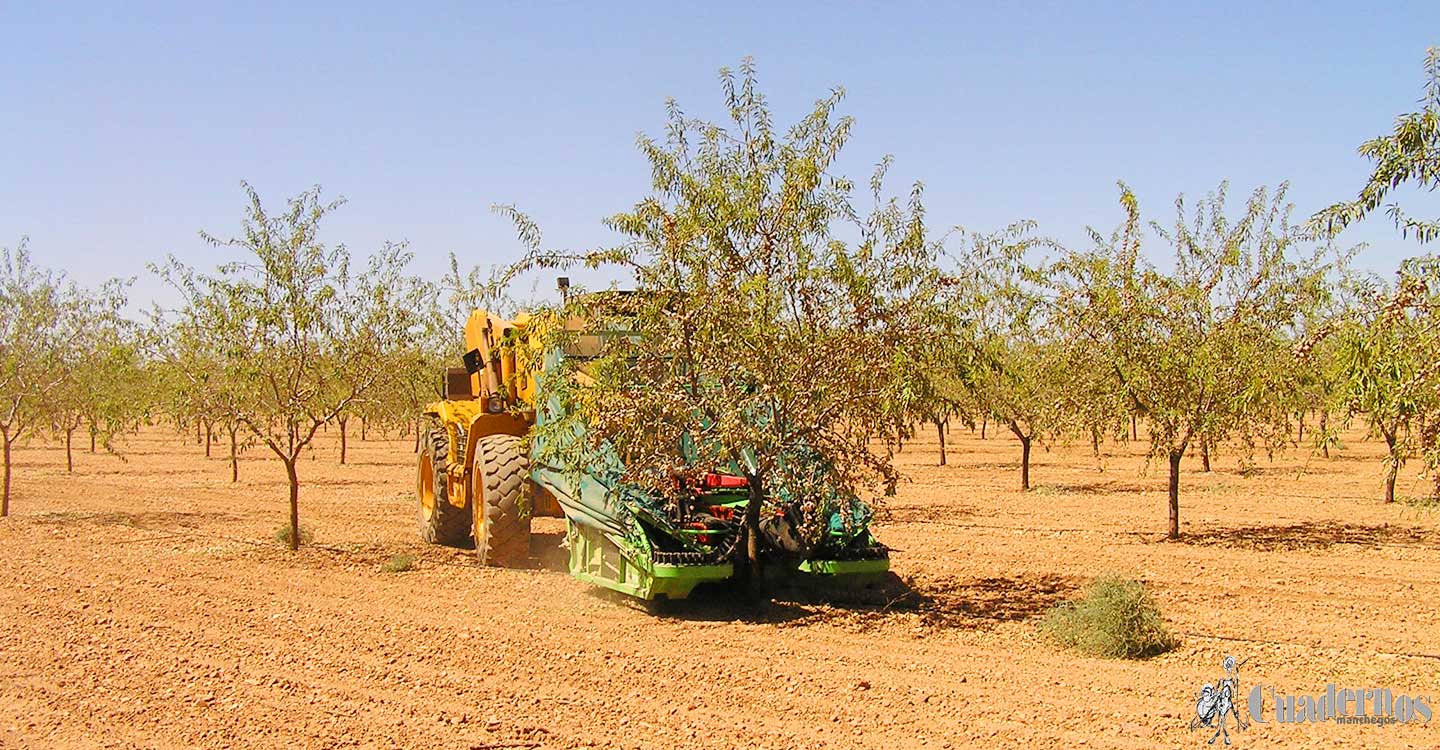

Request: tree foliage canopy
left=155, top=183, right=429, bottom=546
left=1057, top=182, right=1332, bottom=536
left=1313, top=48, right=1440, bottom=244
left=510, top=61, right=951, bottom=571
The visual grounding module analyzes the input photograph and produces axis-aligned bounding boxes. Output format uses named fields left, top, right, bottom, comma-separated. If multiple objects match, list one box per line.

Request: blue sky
left=3, top=1, right=1437, bottom=304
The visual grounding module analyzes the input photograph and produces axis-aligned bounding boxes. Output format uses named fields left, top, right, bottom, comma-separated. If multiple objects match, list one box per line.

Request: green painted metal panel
left=566, top=519, right=732, bottom=600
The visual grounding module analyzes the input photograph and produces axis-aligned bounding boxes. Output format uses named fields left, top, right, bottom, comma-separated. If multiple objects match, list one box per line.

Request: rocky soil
left=2, top=425, right=1437, bottom=749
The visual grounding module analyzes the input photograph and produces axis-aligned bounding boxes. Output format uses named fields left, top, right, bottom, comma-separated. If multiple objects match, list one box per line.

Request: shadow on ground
left=333, top=458, right=412, bottom=468
left=1026, top=481, right=1151, bottom=496
left=620, top=571, right=1078, bottom=631
left=1183, top=522, right=1440, bottom=551
left=27, top=510, right=240, bottom=530
left=962, top=461, right=1036, bottom=473
left=895, top=572, right=1077, bottom=628
left=882, top=503, right=981, bottom=525
left=521, top=521, right=1076, bottom=629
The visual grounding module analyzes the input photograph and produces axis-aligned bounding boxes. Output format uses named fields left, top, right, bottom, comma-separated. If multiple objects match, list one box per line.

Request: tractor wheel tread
left=417, top=421, right=472, bottom=546
left=474, top=434, right=531, bottom=568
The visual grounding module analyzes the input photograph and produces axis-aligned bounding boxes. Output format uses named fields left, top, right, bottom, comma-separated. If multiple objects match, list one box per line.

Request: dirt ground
left=1, top=423, right=1437, bottom=749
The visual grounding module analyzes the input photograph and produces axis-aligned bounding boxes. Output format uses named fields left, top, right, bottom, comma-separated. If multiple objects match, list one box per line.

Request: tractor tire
left=417, top=422, right=471, bottom=546
left=473, top=433, right=531, bottom=567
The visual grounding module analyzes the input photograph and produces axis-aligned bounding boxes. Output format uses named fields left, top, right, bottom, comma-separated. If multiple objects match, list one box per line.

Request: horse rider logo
left=1190, top=655, right=1249, bottom=745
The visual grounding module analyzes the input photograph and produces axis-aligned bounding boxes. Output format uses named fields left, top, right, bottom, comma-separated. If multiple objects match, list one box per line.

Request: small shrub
left=381, top=553, right=415, bottom=573
left=272, top=524, right=313, bottom=547
left=1041, top=574, right=1177, bottom=659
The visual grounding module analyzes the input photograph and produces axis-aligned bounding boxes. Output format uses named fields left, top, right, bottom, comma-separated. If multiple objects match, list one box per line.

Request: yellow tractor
left=416, top=311, right=562, bottom=567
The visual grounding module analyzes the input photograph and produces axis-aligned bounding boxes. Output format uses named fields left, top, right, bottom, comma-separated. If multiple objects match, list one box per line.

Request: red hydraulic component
left=706, top=505, right=736, bottom=521
left=701, top=472, right=748, bottom=490
left=683, top=521, right=713, bottom=545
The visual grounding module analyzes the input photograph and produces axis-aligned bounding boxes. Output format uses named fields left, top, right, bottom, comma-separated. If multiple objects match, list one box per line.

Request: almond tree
left=159, top=183, right=425, bottom=547
left=888, top=261, right=975, bottom=469
left=1336, top=274, right=1430, bottom=502
left=509, top=62, right=949, bottom=584
left=0, top=240, right=74, bottom=515
left=1312, top=47, right=1440, bottom=245
left=330, top=245, right=433, bottom=465
left=1289, top=307, right=1349, bottom=459
left=1058, top=183, right=1330, bottom=538
left=146, top=274, right=254, bottom=482
left=386, top=333, right=448, bottom=454
left=51, top=278, right=141, bottom=472
left=911, top=367, right=970, bottom=468
left=357, top=253, right=517, bottom=454
left=81, top=329, right=149, bottom=455
left=1062, top=331, right=1134, bottom=467
left=958, top=222, right=1081, bottom=489
left=1313, top=48, right=1440, bottom=497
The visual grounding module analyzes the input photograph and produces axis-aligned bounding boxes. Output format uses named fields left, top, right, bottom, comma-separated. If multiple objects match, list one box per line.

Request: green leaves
left=50, top=274, right=140, bottom=455
left=1055, top=182, right=1332, bottom=535
left=505, top=61, right=947, bottom=551
left=953, top=222, right=1071, bottom=461
left=1310, top=48, right=1440, bottom=498
left=1, top=241, right=73, bottom=442
left=187, top=185, right=427, bottom=460
left=150, top=184, right=432, bottom=543
left=1065, top=182, right=1327, bottom=454
left=1311, top=47, right=1440, bottom=245
left=0, top=241, right=142, bottom=508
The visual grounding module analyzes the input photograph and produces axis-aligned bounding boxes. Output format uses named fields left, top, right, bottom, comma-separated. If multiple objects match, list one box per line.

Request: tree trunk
left=935, top=420, right=947, bottom=466
left=360, top=417, right=367, bottom=442
left=229, top=425, right=239, bottom=483
left=1319, top=411, right=1330, bottom=458
left=339, top=416, right=348, bottom=465
left=1383, top=430, right=1398, bottom=504
left=1020, top=436, right=1032, bottom=491
left=413, top=418, right=422, bottom=453
left=89, top=425, right=97, bottom=453
left=204, top=419, right=213, bottom=458
left=741, top=474, right=766, bottom=594
left=1090, top=427, right=1100, bottom=458
left=980, top=417, right=987, bottom=440
left=1200, top=439, right=1211, bottom=473
left=1167, top=449, right=1183, bottom=539
left=195, top=418, right=202, bottom=445
left=65, top=428, right=74, bottom=473
left=285, top=458, right=301, bottom=550
left=1131, top=414, right=1138, bottom=441
left=1297, top=412, right=1305, bottom=442
left=2, top=428, right=11, bottom=517
left=1009, top=422, right=1033, bottom=491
